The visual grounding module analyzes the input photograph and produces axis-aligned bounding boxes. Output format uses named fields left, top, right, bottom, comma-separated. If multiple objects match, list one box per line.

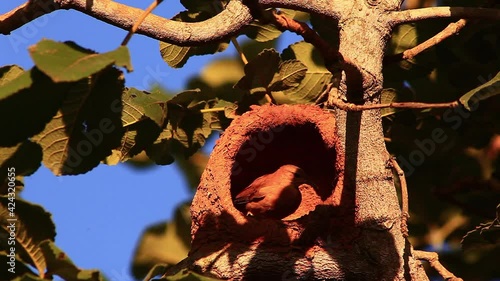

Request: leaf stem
left=121, top=0, right=163, bottom=46
left=214, top=1, right=248, bottom=65
left=200, top=107, right=226, bottom=113
left=231, top=37, right=248, bottom=65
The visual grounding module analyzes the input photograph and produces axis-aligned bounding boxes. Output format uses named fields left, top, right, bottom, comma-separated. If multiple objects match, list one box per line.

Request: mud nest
left=190, top=104, right=346, bottom=250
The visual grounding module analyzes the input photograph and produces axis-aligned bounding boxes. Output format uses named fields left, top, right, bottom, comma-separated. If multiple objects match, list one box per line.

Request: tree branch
left=384, top=19, right=467, bottom=64
left=386, top=0, right=497, bottom=64
left=0, top=0, right=253, bottom=45
left=389, top=7, right=500, bottom=25
left=413, top=250, right=463, bottom=281
left=390, top=158, right=409, bottom=238
left=121, top=0, right=164, bottom=46
left=329, top=93, right=460, bottom=111
left=0, top=0, right=342, bottom=45
left=0, top=0, right=59, bottom=34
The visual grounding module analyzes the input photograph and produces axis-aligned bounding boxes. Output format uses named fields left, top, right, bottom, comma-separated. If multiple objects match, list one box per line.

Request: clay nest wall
left=187, top=104, right=381, bottom=280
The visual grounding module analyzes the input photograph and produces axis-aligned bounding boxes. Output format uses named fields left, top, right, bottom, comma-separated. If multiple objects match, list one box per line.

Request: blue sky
left=0, top=1, right=298, bottom=279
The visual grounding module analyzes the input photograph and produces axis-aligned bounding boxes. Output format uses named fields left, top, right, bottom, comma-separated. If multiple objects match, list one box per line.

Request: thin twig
left=329, top=94, right=460, bottom=111
left=270, top=10, right=341, bottom=71
left=315, top=84, right=332, bottom=106
left=413, top=250, right=463, bottom=281
left=231, top=38, right=248, bottom=64
left=386, top=0, right=497, bottom=64
left=390, top=158, right=410, bottom=238
left=122, top=0, right=163, bottom=46
left=271, top=9, right=370, bottom=97
left=200, top=107, right=226, bottom=113
left=389, top=7, right=500, bottom=25
left=213, top=1, right=249, bottom=65
left=384, top=19, right=468, bottom=64
left=234, top=1, right=278, bottom=104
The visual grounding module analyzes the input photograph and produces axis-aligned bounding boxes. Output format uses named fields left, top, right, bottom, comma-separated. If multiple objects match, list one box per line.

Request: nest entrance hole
left=230, top=122, right=338, bottom=219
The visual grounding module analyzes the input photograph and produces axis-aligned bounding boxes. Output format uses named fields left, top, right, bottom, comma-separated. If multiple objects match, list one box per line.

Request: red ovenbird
left=234, top=164, right=312, bottom=219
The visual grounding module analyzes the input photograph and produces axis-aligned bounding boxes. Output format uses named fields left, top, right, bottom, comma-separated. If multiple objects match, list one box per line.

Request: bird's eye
left=294, top=171, right=304, bottom=178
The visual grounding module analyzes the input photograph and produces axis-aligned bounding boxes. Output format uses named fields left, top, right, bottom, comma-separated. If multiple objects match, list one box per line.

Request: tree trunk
left=184, top=0, right=430, bottom=280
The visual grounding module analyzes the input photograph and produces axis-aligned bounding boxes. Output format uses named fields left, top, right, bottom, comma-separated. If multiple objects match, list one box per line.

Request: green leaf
left=145, top=130, right=176, bottom=165
left=167, top=89, right=216, bottom=111
left=387, top=23, right=419, bottom=55
left=124, top=88, right=169, bottom=127
left=0, top=197, right=56, bottom=277
left=235, top=49, right=281, bottom=93
left=131, top=203, right=191, bottom=279
left=242, top=9, right=295, bottom=43
left=108, top=120, right=162, bottom=165
left=146, top=86, right=224, bottom=162
left=281, top=41, right=333, bottom=103
left=111, top=88, right=169, bottom=163
left=381, top=88, right=399, bottom=117
left=240, top=39, right=279, bottom=62
left=39, top=240, right=104, bottom=281
left=29, top=40, right=132, bottom=82
left=32, top=67, right=124, bottom=176
left=243, top=9, right=295, bottom=42
left=165, top=90, right=217, bottom=156
left=160, top=11, right=229, bottom=68
left=0, top=67, right=69, bottom=147
left=160, top=41, right=190, bottom=69
left=144, top=89, right=220, bottom=163
left=269, top=59, right=307, bottom=91
left=143, top=264, right=168, bottom=281
left=459, top=72, right=500, bottom=111
left=244, top=21, right=283, bottom=43
left=0, top=65, right=25, bottom=87
left=0, top=65, right=30, bottom=101
left=0, top=141, right=42, bottom=187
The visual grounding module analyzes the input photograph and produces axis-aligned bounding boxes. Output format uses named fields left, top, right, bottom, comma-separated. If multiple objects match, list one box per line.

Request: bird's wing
left=233, top=193, right=265, bottom=205
left=234, top=187, right=265, bottom=204
left=234, top=176, right=269, bottom=205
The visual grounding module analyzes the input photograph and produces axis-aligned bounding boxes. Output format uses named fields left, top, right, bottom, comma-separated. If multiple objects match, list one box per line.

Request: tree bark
left=185, top=0, right=432, bottom=280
